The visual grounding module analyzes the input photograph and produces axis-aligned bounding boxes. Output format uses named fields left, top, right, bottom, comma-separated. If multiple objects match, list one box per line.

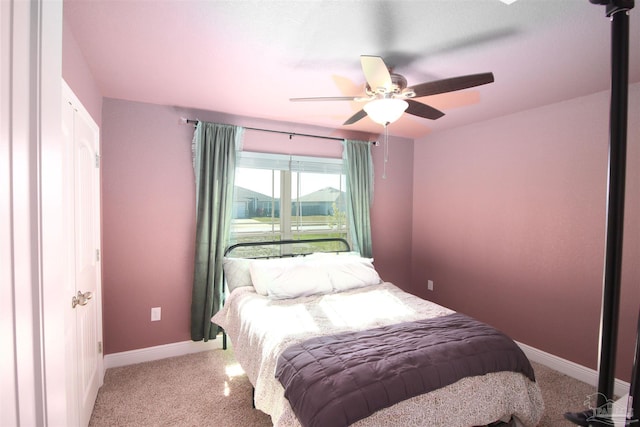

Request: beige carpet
left=89, top=348, right=596, bottom=427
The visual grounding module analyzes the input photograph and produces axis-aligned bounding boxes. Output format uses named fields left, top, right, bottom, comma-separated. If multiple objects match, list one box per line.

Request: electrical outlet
left=427, top=280, right=434, bottom=291
left=151, top=307, right=161, bottom=321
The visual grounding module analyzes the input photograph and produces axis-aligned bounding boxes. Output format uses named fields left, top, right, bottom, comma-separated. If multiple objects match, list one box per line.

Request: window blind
left=237, top=151, right=343, bottom=174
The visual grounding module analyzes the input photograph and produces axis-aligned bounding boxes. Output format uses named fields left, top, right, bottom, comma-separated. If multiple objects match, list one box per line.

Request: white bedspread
left=211, top=282, right=544, bottom=427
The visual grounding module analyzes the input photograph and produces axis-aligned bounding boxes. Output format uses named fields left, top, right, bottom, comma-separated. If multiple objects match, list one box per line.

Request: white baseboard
left=517, top=341, right=630, bottom=398
left=102, top=338, right=631, bottom=398
left=103, top=339, right=224, bottom=370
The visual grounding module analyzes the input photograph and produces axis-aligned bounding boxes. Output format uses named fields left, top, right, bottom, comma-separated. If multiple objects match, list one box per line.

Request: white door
left=62, top=81, right=103, bottom=427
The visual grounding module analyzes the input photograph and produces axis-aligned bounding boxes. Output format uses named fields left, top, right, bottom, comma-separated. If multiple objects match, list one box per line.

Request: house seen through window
left=229, top=152, right=350, bottom=257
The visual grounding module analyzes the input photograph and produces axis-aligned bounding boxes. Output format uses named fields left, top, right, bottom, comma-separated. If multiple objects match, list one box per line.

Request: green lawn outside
left=249, top=215, right=337, bottom=224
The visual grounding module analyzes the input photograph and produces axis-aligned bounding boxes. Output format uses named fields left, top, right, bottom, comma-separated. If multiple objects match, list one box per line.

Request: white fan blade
left=361, top=55, right=392, bottom=92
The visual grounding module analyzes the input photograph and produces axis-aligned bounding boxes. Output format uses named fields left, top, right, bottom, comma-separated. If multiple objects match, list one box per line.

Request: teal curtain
left=191, top=121, right=243, bottom=341
left=343, top=139, right=374, bottom=258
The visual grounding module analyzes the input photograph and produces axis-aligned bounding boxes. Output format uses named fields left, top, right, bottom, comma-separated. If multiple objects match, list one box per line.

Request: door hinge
left=96, top=249, right=100, bottom=262
left=95, top=154, right=100, bottom=168
left=98, top=341, right=102, bottom=354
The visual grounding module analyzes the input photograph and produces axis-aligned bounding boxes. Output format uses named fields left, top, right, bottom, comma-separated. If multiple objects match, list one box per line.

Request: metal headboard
left=223, top=237, right=351, bottom=258
left=218, top=237, right=351, bottom=351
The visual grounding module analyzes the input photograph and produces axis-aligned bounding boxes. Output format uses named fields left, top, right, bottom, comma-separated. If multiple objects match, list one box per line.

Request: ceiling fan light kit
left=363, top=98, right=409, bottom=126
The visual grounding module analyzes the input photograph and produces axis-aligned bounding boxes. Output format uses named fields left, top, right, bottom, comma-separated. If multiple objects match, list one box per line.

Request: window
left=229, top=152, right=349, bottom=256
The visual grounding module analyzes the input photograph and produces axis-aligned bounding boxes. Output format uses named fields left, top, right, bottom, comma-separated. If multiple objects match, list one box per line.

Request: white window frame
left=231, top=151, right=349, bottom=247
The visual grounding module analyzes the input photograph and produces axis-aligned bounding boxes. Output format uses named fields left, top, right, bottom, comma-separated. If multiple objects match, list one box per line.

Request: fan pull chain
left=382, top=123, right=389, bottom=179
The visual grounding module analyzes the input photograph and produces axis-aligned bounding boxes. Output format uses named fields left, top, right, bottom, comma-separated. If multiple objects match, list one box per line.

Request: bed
left=211, top=239, right=544, bottom=427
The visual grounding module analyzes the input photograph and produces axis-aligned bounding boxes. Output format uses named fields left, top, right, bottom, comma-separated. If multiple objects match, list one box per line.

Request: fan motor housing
left=366, top=73, right=408, bottom=96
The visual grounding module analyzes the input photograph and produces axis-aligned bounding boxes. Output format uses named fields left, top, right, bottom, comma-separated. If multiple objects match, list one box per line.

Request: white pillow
left=249, top=257, right=333, bottom=299
left=316, top=256, right=382, bottom=291
left=222, top=257, right=253, bottom=293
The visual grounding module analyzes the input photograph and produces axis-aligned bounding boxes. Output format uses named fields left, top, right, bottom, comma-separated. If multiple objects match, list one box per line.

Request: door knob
left=71, top=290, right=93, bottom=308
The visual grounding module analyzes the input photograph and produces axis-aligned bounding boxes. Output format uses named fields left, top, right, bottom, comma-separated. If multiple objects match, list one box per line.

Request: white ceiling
left=63, top=0, right=640, bottom=139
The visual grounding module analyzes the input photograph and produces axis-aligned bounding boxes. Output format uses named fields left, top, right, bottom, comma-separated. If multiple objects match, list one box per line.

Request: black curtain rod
left=185, top=119, right=378, bottom=145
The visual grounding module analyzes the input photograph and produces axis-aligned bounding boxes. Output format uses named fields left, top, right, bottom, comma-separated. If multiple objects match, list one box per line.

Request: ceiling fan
left=290, top=55, right=494, bottom=127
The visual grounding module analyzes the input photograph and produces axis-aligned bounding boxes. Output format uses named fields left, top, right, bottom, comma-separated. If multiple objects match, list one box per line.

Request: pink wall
left=100, top=98, right=414, bottom=353
left=411, top=84, right=640, bottom=382
left=101, top=99, right=195, bottom=353
left=370, top=137, right=415, bottom=287
left=61, top=19, right=102, bottom=126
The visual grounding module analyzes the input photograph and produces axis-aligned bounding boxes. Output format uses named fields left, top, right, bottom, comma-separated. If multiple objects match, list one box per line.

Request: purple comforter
left=275, top=313, right=535, bottom=427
